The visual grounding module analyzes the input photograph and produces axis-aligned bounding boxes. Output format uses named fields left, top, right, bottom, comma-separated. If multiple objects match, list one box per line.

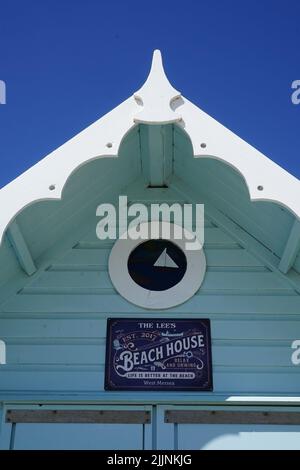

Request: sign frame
left=105, top=318, right=213, bottom=391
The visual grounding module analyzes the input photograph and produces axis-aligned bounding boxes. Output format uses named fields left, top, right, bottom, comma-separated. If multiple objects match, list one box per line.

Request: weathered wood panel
left=6, top=409, right=150, bottom=424
left=165, top=409, right=300, bottom=424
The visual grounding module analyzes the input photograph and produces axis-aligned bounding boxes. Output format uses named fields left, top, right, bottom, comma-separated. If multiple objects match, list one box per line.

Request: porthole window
left=109, top=222, right=206, bottom=309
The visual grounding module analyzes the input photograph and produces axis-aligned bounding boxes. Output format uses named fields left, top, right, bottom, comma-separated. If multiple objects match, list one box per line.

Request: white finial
left=134, top=50, right=182, bottom=124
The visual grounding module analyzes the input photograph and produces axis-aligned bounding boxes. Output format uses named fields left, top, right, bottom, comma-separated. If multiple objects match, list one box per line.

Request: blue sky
left=0, top=0, right=299, bottom=188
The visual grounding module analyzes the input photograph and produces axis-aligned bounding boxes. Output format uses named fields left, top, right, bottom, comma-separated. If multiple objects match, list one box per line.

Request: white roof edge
left=180, top=97, right=300, bottom=217
left=0, top=96, right=138, bottom=245
left=0, top=49, right=299, bottom=246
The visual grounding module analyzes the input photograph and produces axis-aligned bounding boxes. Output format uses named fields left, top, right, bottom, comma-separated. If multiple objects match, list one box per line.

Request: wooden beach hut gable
left=0, top=51, right=299, bottom=450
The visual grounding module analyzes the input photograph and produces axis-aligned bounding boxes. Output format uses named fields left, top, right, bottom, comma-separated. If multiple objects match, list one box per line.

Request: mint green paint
left=7, top=221, right=36, bottom=276
left=0, top=195, right=298, bottom=395
left=0, top=124, right=299, bottom=449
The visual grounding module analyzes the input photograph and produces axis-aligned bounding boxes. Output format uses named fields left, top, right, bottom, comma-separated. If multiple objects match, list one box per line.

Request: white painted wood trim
left=0, top=50, right=299, bottom=248
left=0, top=97, right=138, bottom=245
left=178, top=97, right=300, bottom=218
left=108, top=221, right=206, bottom=309
left=134, top=50, right=181, bottom=124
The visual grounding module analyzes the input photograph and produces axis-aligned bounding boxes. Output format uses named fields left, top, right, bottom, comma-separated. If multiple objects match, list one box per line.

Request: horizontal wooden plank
left=25, top=270, right=291, bottom=293
left=0, top=317, right=299, bottom=340
left=4, top=342, right=295, bottom=367
left=53, top=247, right=265, bottom=269
left=3, top=294, right=300, bottom=313
left=165, top=410, right=300, bottom=424
left=0, top=369, right=299, bottom=393
left=206, top=344, right=294, bottom=367
left=6, top=343, right=106, bottom=365
left=78, top=227, right=239, bottom=247
left=6, top=409, right=151, bottom=424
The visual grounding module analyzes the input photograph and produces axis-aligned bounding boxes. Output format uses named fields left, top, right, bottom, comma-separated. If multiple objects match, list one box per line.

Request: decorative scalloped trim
left=0, top=50, right=299, bottom=246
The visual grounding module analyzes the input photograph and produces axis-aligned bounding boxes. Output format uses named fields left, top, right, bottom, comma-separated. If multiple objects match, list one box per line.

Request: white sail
left=154, top=248, right=179, bottom=268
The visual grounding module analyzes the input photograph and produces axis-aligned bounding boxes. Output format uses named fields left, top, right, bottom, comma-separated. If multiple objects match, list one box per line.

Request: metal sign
left=105, top=318, right=213, bottom=391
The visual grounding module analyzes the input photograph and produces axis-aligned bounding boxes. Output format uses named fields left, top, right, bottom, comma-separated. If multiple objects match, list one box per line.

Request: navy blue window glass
left=127, top=239, right=187, bottom=291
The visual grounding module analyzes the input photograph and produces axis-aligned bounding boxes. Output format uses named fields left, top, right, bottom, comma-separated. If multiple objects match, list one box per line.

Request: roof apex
left=134, top=50, right=182, bottom=124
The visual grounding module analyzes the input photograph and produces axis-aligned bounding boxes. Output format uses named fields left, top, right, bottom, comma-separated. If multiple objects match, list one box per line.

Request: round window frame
left=108, top=221, right=206, bottom=310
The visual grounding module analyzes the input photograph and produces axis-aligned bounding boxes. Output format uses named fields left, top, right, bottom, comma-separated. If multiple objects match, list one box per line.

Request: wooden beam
left=279, top=219, right=300, bottom=274
left=6, top=409, right=151, bottom=424
left=7, top=221, right=37, bottom=276
left=165, top=410, right=300, bottom=425
left=139, top=124, right=173, bottom=187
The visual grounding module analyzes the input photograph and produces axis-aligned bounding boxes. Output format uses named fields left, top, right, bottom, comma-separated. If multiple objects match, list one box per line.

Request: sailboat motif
left=154, top=248, right=179, bottom=268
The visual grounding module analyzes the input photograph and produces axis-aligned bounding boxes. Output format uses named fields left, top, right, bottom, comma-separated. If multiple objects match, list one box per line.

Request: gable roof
left=0, top=50, right=299, bottom=286
left=0, top=50, right=299, bottom=248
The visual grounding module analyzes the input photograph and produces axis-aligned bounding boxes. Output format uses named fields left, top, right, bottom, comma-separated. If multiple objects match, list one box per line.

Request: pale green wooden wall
left=0, top=124, right=299, bottom=405
left=0, top=194, right=299, bottom=398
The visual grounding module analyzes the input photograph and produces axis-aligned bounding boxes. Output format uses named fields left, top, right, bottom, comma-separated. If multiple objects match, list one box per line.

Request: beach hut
left=0, top=51, right=299, bottom=450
